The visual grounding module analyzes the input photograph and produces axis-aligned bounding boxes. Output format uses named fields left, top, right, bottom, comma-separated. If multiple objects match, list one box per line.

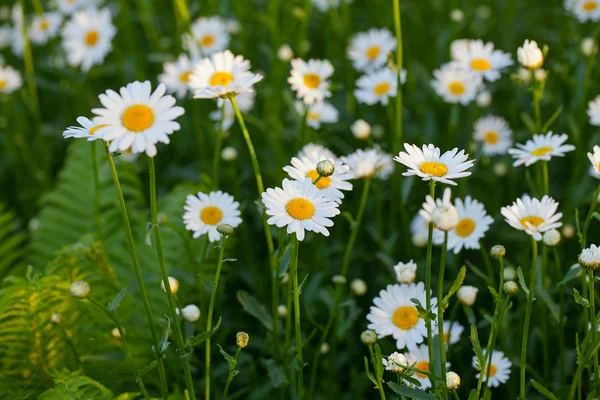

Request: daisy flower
left=393, top=260, right=417, bottom=284
left=450, top=39, right=513, bottom=82
left=432, top=63, right=483, bottom=105
left=189, top=50, right=263, bottom=99
left=410, top=213, right=429, bottom=247
left=433, top=196, right=494, bottom=254
left=92, top=81, right=185, bottom=157
left=588, top=95, right=600, bottom=126
left=501, top=195, right=563, bottom=241
left=405, top=345, right=435, bottom=389
left=367, top=282, right=438, bottom=350
left=184, top=16, right=229, bottom=57
left=566, top=0, right=600, bottom=22
left=312, top=0, right=340, bottom=12
left=0, top=65, right=22, bottom=94
left=62, top=116, right=105, bottom=141
left=61, top=7, right=117, bottom=72
left=209, top=91, right=255, bottom=131
left=298, top=143, right=337, bottom=160
left=473, top=115, right=513, bottom=155
left=183, top=191, right=242, bottom=242
left=342, top=147, right=394, bottom=180
left=394, top=144, right=475, bottom=186
left=420, top=188, right=459, bottom=232
left=283, top=154, right=353, bottom=203
left=55, top=0, right=99, bottom=15
left=295, top=101, right=339, bottom=129
left=508, top=131, right=575, bottom=167
left=347, top=28, right=397, bottom=72
left=262, top=178, right=341, bottom=241
left=472, top=350, right=512, bottom=388
left=517, top=40, right=544, bottom=70
left=30, top=12, right=63, bottom=45
left=588, top=145, right=600, bottom=178
left=443, top=321, right=464, bottom=345
left=288, top=58, right=334, bottom=104
left=159, top=54, right=198, bottom=99
left=355, top=67, right=405, bottom=106
left=579, top=244, right=600, bottom=270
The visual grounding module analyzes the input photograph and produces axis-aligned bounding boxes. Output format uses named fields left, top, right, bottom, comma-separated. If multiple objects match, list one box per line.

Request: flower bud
left=50, top=312, right=62, bottom=324
left=518, top=40, right=544, bottom=70
left=504, top=266, right=517, bottom=281
left=111, top=327, right=122, bottom=338
left=446, top=371, right=461, bottom=390
left=217, top=223, right=234, bottom=236
left=70, top=281, right=90, bottom=299
left=360, top=329, right=377, bottom=345
left=579, top=245, right=600, bottom=271
left=320, top=343, right=330, bottom=354
left=277, top=304, right=288, bottom=318
left=332, top=275, right=346, bottom=285
left=562, top=224, right=575, bottom=239
left=182, top=304, right=201, bottom=322
left=383, top=352, right=408, bottom=373
left=449, top=9, right=464, bottom=22
left=412, top=233, right=427, bottom=248
left=350, top=279, right=367, bottom=296
left=493, top=162, right=508, bottom=177
left=476, top=90, right=491, bottom=108
left=394, top=260, right=417, bottom=284
left=351, top=119, right=371, bottom=140
left=534, top=68, right=547, bottom=82
left=581, top=37, right=597, bottom=57
left=277, top=44, right=294, bottom=62
left=491, top=245, right=506, bottom=259
left=457, top=285, right=478, bottom=306
left=503, top=281, right=518, bottom=295
left=221, top=146, right=238, bottom=161
left=161, top=276, right=179, bottom=294
left=542, top=229, right=561, bottom=247
left=236, top=331, right=249, bottom=348
left=432, top=205, right=459, bottom=231
left=316, top=160, right=335, bottom=177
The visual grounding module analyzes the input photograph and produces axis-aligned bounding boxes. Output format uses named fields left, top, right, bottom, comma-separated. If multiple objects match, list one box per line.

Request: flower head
left=501, top=195, right=563, bottom=241
left=0, top=65, right=22, bottom=94
left=588, top=96, right=600, bottom=126
left=431, top=63, right=483, bottom=105
left=354, top=67, right=404, bottom=106
left=56, top=0, right=99, bottom=15
left=295, top=101, right=339, bottom=129
left=450, top=39, right=513, bottom=82
left=30, top=12, right=62, bottom=45
left=342, top=148, right=394, bottom=180
left=508, top=131, right=575, bottom=167
left=183, top=191, right=243, bottom=242
left=298, top=143, right=337, bottom=160
left=182, top=304, right=201, bottom=322
left=288, top=58, right=334, bottom=104
left=473, top=116, right=513, bottom=156
left=347, top=28, right=397, bottom=72
left=588, top=145, right=600, bottom=178
left=70, top=281, right=90, bottom=298
left=457, top=285, right=478, bottom=306
left=351, top=119, right=371, bottom=140
left=579, top=244, right=600, bottom=271
left=517, top=40, right=544, bottom=70
left=405, top=344, right=435, bottom=389
left=63, top=116, right=106, bottom=141
left=184, top=17, right=230, bottom=57
left=446, top=371, right=461, bottom=390
left=420, top=188, right=459, bottom=232
left=159, top=54, right=198, bottom=99
left=161, top=276, right=179, bottom=294
left=382, top=352, right=408, bottom=373
left=472, top=350, right=512, bottom=387
left=565, top=0, right=600, bottom=22
left=443, top=321, right=464, bottom=345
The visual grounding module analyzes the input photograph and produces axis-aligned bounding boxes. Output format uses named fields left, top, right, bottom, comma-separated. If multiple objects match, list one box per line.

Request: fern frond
left=0, top=203, right=26, bottom=277
left=38, top=369, right=113, bottom=400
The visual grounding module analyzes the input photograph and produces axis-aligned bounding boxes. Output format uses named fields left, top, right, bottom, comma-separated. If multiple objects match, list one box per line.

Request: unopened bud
left=350, top=279, right=367, bottom=296
left=70, top=281, right=90, bottom=299
left=446, top=371, right=461, bottom=390
left=503, top=281, right=518, bottom=295
left=320, top=343, right=330, bottom=354
left=217, top=223, right=234, bottom=236
left=332, top=275, right=346, bottom=285
left=277, top=304, right=288, bottom=318
left=161, top=277, right=179, bottom=294
left=316, top=160, right=335, bottom=177
left=236, top=331, right=249, bottom=348
left=360, top=329, right=377, bottom=345
left=491, top=245, right=506, bottom=259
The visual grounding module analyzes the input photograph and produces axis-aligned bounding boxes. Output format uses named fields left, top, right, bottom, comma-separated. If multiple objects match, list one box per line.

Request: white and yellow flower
left=472, top=350, right=512, bottom=388
left=295, top=101, right=339, bottom=129
left=508, top=131, right=575, bottom=167
left=298, top=143, right=337, bottom=161
left=262, top=178, right=341, bottom=241
left=62, top=116, right=105, bottom=141
left=443, top=321, right=464, bottom=345
left=159, top=54, right=198, bottom=99
left=56, top=0, right=99, bottom=15
left=565, top=0, right=600, bottom=22
left=0, top=65, right=22, bottom=94
left=342, top=147, right=394, bottom=180
left=355, top=67, right=405, bottom=106
left=501, top=195, right=563, bottom=241
left=30, top=12, right=63, bottom=45
left=395, top=144, right=475, bottom=186
left=92, top=81, right=185, bottom=157
left=431, top=63, right=482, bottom=105
left=288, top=58, right=334, bottom=104
left=184, top=16, right=230, bottom=57
left=405, top=344, right=437, bottom=389
left=190, top=50, right=263, bottom=99
left=61, top=7, right=117, bottom=72
left=367, top=282, right=437, bottom=350
left=451, top=39, right=513, bottom=82
left=473, top=115, right=513, bottom=155
left=588, top=145, right=600, bottom=178
left=283, top=154, right=352, bottom=203
left=183, top=191, right=242, bottom=242
left=347, top=28, right=397, bottom=72
left=420, top=188, right=459, bottom=232
left=588, top=95, right=600, bottom=126
left=209, top=91, right=255, bottom=131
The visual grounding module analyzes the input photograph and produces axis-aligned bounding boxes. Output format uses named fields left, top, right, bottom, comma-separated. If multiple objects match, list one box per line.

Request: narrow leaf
left=517, top=267, right=530, bottom=296
left=184, top=317, right=222, bottom=351
left=530, top=379, right=560, bottom=400
left=573, top=288, right=590, bottom=308
left=217, top=344, right=235, bottom=365
left=237, top=290, right=273, bottom=331
left=107, top=287, right=127, bottom=312
left=138, top=360, right=157, bottom=378
left=443, top=266, right=467, bottom=305
left=386, top=382, right=437, bottom=400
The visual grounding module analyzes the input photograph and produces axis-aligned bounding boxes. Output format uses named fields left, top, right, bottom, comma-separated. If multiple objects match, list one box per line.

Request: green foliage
left=38, top=369, right=113, bottom=400
left=0, top=203, right=26, bottom=277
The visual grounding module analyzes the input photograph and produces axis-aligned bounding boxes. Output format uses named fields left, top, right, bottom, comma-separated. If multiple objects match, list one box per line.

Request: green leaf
left=558, top=265, right=583, bottom=287
left=517, top=267, right=530, bottom=296
left=530, top=379, right=560, bottom=400
left=138, top=360, right=157, bottom=378
left=468, top=389, right=479, bottom=400
left=386, top=382, right=437, bottom=400
left=535, top=286, right=560, bottom=324
left=184, top=317, right=222, bottom=351
left=236, top=290, right=273, bottom=331
left=218, top=344, right=235, bottom=365
left=443, top=266, right=466, bottom=306
left=469, top=324, right=485, bottom=365
left=374, top=343, right=384, bottom=380
left=107, top=287, right=127, bottom=312
left=520, top=112, right=537, bottom=133
left=540, top=104, right=563, bottom=132
left=593, top=211, right=600, bottom=222
left=262, top=358, right=288, bottom=388
left=145, top=223, right=155, bottom=246
left=573, top=288, right=590, bottom=308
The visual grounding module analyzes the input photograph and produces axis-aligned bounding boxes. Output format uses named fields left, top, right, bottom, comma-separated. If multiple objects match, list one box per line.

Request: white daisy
left=588, top=145, right=600, bottom=178
left=342, top=147, right=394, bottom=180
left=298, top=143, right=337, bottom=160
left=501, top=195, right=563, bottom=241
left=508, top=131, right=575, bottom=167
left=367, top=282, right=438, bottom=351
left=312, top=0, right=340, bottom=12
left=288, top=58, right=334, bottom=104
left=443, top=321, right=464, bottom=345
left=62, top=116, right=105, bottom=141
left=92, top=81, right=185, bottom=157
left=183, top=16, right=229, bottom=57
left=473, top=115, right=513, bottom=155
left=432, top=63, right=483, bottom=105
left=579, top=244, right=600, bottom=270
left=0, top=65, right=22, bottom=94
left=159, top=54, right=198, bottom=99
left=588, top=95, right=600, bottom=126
left=472, top=350, right=512, bottom=388
left=394, top=143, right=475, bottom=186
left=295, top=101, right=339, bottom=129
left=450, top=39, right=513, bottom=82
left=209, top=91, right=255, bottom=131
left=189, top=50, right=263, bottom=99
left=405, top=344, right=435, bottom=389
left=566, top=0, right=600, bottom=22
left=354, top=67, right=406, bottom=106
left=55, top=0, right=99, bottom=15
left=262, top=178, right=341, bottom=241
left=433, top=196, right=494, bottom=254
left=347, top=28, right=397, bottom=72
left=283, top=153, right=353, bottom=203
left=450, top=39, right=470, bottom=60
left=420, top=188, right=459, bottom=232
left=517, top=40, right=544, bottom=70
left=183, top=191, right=242, bottom=242
left=61, top=7, right=117, bottom=72
left=30, top=12, right=63, bottom=45
left=410, top=213, right=430, bottom=247
left=393, top=260, right=417, bottom=284
left=0, top=25, right=12, bottom=49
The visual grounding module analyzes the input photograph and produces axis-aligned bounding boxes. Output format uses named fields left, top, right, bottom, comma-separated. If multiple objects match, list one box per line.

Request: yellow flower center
left=122, top=105, right=155, bottom=132
left=520, top=216, right=544, bottom=228
left=179, top=71, right=192, bottom=83
left=415, top=361, right=429, bottom=378
left=209, top=71, right=233, bottom=87
left=471, top=58, right=492, bottom=71
left=484, top=131, right=499, bottom=144
left=89, top=124, right=108, bottom=136
left=201, top=34, right=215, bottom=46
left=455, top=218, right=476, bottom=237
left=597, top=163, right=600, bottom=173
left=308, top=112, right=320, bottom=120
left=0, top=80, right=6, bottom=89
left=419, top=161, right=448, bottom=177
left=487, top=364, right=497, bottom=377
left=392, top=306, right=419, bottom=330
left=584, top=1, right=598, bottom=11
left=286, top=198, right=315, bottom=220
left=306, top=170, right=331, bottom=189
left=374, top=82, right=391, bottom=96
left=40, top=19, right=49, bottom=31
left=531, top=146, right=553, bottom=156
left=443, top=332, right=450, bottom=344
left=365, top=46, right=381, bottom=60
left=303, top=73, right=321, bottom=89
left=85, top=30, right=99, bottom=47
left=200, top=206, right=223, bottom=225
left=448, top=81, right=465, bottom=95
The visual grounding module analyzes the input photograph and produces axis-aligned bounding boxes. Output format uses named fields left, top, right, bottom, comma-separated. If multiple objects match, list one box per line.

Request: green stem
left=582, top=182, right=600, bottom=249
left=520, top=237, right=538, bottom=399
left=368, top=345, right=387, bottom=400
left=173, top=0, right=191, bottom=36
left=31, top=0, right=43, bottom=14
left=103, top=144, right=168, bottom=399
left=87, top=297, right=150, bottom=400
left=542, top=161, right=549, bottom=195
left=341, top=177, right=372, bottom=277
left=479, top=242, right=496, bottom=288
left=425, top=180, right=436, bottom=375
left=553, top=248, right=565, bottom=386
left=206, top=236, right=227, bottom=400
left=212, top=106, right=225, bottom=189
left=18, top=0, right=39, bottom=117
left=392, top=0, right=403, bottom=154
left=148, top=157, right=196, bottom=400
left=221, top=347, right=241, bottom=400
left=589, top=269, right=598, bottom=390
left=297, top=105, right=308, bottom=149
left=91, top=144, right=103, bottom=241
left=437, top=232, right=448, bottom=399
left=290, top=236, right=304, bottom=400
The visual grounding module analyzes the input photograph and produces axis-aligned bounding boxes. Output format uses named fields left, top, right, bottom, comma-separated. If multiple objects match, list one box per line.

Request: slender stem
left=553, top=248, right=565, bottom=386
left=437, top=232, right=448, bottom=399
left=582, top=182, right=600, bottom=248
left=172, top=0, right=191, bottom=36
left=520, top=237, right=538, bottom=399
left=31, top=0, right=43, bottom=14
left=341, top=177, right=372, bottom=277
left=589, top=269, right=598, bottom=388
left=533, top=86, right=542, bottom=133
left=541, top=245, right=549, bottom=380
left=290, top=236, right=304, bottom=399
left=425, top=180, right=436, bottom=375
left=222, top=347, right=241, bottom=400
left=103, top=144, right=168, bottom=399
left=87, top=297, right=150, bottom=400
left=212, top=106, right=225, bottom=189
left=206, top=236, right=227, bottom=400
left=91, top=144, right=103, bottom=241
left=479, top=242, right=496, bottom=288
left=542, top=161, right=549, bottom=195
left=368, top=345, right=387, bottom=400
left=297, top=105, right=308, bottom=149
left=18, top=0, right=39, bottom=117
left=392, top=0, right=403, bottom=154
left=148, top=157, right=196, bottom=400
